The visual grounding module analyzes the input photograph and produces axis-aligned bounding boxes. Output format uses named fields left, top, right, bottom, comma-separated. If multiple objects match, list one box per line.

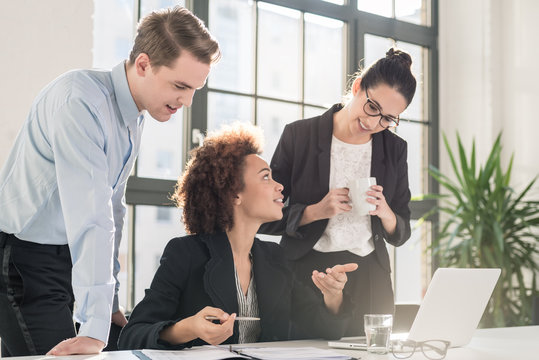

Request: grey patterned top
left=233, top=254, right=261, bottom=343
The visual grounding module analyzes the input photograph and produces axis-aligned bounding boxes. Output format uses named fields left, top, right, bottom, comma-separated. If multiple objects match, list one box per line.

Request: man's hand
left=46, top=336, right=105, bottom=356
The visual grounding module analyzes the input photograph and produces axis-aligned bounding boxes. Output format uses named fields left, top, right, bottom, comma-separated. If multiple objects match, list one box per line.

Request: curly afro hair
left=172, top=123, right=264, bottom=234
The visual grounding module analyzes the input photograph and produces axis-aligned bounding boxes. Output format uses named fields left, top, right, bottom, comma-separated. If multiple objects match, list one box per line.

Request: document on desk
left=230, top=346, right=353, bottom=360
left=136, top=347, right=249, bottom=359
left=134, top=346, right=354, bottom=360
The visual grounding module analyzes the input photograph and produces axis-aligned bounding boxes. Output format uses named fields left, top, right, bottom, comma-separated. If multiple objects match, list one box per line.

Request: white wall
left=497, top=0, right=539, bottom=189
left=0, top=0, right=93, bottom=166
left=439, top=0, right=539, bottom=193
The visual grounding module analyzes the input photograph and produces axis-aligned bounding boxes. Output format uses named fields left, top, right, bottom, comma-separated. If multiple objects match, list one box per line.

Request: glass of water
left=364, top=314, right=393, bottom=354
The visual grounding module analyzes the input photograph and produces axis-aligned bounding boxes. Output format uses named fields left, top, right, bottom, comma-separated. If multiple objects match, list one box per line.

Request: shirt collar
left=111, top=61, right=141, bottom=129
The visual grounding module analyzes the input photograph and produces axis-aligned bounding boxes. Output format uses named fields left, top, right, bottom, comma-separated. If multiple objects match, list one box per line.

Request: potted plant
left=419, top=132, right=539, bottom=327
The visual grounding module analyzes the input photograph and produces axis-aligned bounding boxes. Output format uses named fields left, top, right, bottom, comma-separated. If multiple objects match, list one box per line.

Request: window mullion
left=254, top=2, right=260, bottom=125
left=301, top=12, right=305, bottom=118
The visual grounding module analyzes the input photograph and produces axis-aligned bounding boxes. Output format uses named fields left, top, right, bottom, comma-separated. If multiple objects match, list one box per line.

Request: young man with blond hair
left=0, top=6, right=220, bottom=357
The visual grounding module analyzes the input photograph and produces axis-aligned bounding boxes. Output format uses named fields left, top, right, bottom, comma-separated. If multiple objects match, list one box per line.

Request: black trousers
left=290, top=249, right=394, bottom=337
left=0, top=232, right=76, bottom=357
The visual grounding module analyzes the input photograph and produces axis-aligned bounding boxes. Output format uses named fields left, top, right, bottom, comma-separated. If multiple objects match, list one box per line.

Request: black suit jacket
left=118, top=232, right=351, bottom=350
left=260, top=104, right=411, bottom=272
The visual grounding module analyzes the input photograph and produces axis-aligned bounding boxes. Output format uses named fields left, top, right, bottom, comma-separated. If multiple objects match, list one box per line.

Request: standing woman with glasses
left=260, top=48, right=416, bottom=336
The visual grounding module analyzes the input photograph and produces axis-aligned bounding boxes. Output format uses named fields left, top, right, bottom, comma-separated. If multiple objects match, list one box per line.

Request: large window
left=357, top=0, right=431, bottom=25
left=204, top=1, right=346, bottom=160
left=93, top=0, right=438, bottom=310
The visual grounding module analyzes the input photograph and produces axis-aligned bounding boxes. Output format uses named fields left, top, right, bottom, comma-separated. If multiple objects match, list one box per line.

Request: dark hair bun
left=357, top=47, right=416, bottom=105
left=386, top=48, right=412, bottom=68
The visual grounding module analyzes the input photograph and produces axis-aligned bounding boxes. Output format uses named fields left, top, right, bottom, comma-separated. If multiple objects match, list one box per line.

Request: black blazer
left=259, top=104, right=411, bottom=272
left=117, top=232, right=351, bottom=350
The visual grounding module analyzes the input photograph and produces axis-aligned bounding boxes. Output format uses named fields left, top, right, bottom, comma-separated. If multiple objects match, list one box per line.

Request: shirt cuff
left=382, top=213, right=407, bottom=246
left=154, top=321, right=193, bottom=350
left=78, top=316, right=111, bottom=346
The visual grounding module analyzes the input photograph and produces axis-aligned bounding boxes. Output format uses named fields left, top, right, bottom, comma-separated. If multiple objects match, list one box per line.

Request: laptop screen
left=408, top=268, right=500, bottom=347
left=328, top=268, right=501, bottom=350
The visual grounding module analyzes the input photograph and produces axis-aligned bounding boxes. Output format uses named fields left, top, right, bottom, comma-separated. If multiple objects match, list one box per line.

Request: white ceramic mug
left=348, top=177, right=377, bottom=216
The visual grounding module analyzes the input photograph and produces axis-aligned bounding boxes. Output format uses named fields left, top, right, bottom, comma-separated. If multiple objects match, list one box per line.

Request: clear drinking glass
left=364, top=314, right=393, bottom=354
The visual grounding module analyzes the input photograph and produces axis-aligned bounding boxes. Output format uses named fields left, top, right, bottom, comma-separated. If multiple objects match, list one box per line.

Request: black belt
left=0, top=231, right=68, bottom=250
left=0, top=231, right=16, bottom=248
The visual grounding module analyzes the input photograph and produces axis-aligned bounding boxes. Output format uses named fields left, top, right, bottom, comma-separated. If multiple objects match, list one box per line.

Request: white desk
left=249, top=326, right=539, bottom=360
left=7, top=326, right=539, bottom=360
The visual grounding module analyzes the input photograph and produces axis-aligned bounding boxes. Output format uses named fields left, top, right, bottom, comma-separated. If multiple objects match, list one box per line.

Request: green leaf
left=424, top=131, right=539, bottom=327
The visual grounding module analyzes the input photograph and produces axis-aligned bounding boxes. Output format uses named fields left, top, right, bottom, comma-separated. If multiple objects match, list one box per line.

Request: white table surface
left=6, top=325, right=539, bottom=360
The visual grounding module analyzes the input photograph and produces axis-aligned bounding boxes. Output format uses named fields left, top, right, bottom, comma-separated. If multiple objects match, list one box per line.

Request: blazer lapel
left=202, top=233, right=238, bottom=315
left=317, top=104, right=341, bottom=192
left=370, top=132, right=387, bottom=241
left=251, top=240, right=289, bottom=323
left=371, top=131, right=386, bottom=186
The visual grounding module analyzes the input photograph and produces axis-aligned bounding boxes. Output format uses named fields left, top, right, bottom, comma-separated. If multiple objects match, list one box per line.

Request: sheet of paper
left=139, top=347, right=248, bottom=360
left=231, top=346, right=353, bottom=360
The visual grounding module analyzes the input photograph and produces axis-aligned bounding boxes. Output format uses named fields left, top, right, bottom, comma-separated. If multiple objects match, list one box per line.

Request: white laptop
left=328, top=268, right=501, bottom=350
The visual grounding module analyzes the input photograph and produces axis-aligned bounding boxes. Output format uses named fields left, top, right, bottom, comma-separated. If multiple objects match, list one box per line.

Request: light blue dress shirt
left=0, top=62, right=143, bottom=344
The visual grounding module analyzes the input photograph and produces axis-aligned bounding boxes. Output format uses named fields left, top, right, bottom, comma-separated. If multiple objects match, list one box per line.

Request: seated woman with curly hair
left=117, top=123, right=358, bottom=350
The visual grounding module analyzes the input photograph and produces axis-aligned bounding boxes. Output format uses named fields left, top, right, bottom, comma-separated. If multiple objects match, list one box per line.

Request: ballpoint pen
left=205, top=315, right=261, bottom=321
left=229, top=345, right=242, bottom=356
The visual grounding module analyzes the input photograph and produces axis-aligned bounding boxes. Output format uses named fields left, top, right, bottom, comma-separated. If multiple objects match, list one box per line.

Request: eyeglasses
left=391, top=339, right=451, bottom=360
left=364, top=88, right=400, bottom=128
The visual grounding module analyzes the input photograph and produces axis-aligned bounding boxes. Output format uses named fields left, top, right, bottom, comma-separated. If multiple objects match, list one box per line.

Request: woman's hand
left=311, top=263, right=358, bottom=314
left=191, top=307, right=236, bottom=345
left=301, top=188, right=352, bottom=225
left=159, top=306, right=235, bottom=345
left=366, top=184, right=397, bottom=234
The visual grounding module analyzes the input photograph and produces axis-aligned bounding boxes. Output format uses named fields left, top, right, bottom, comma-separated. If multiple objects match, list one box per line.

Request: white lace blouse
left=313, top=135, right=375, bottom=256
